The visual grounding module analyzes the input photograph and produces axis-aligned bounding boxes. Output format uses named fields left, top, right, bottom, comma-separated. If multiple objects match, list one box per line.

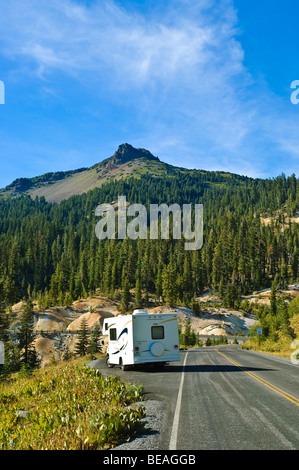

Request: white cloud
left=0, top=0, right=298, bottom=178
left=0, top=0, right=244, bottom=85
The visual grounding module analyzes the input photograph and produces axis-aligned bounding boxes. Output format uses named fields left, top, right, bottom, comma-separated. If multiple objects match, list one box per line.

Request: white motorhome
left=103, top=309, right=180, bottom=370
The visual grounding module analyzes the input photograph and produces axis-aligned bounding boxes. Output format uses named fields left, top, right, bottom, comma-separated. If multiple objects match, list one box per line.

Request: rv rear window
left=151, top=326, right=164, bottom=340
left=109, top=328, right=117, bottom=341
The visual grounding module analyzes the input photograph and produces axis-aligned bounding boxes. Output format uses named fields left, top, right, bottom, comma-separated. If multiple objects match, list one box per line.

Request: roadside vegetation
left=241, top=289, right=299, bottom=359
left=0, top=358, right=145, bottom=450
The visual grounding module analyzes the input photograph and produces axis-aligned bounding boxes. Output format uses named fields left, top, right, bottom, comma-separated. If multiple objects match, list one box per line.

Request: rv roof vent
left=133, top=309, right=148, bottom=315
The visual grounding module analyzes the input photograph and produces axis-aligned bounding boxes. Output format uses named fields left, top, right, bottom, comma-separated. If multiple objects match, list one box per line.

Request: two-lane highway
left=91, top=345, right=299, bottom=450
left=172, top=347, right=299, bottom=450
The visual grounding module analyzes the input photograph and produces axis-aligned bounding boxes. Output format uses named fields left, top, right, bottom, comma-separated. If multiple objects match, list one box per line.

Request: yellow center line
left=217, top=350, right=299, bottom=407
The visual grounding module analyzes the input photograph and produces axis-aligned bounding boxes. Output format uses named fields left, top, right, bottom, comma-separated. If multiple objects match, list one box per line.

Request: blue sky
left=0, top=0, right=298, bottom=189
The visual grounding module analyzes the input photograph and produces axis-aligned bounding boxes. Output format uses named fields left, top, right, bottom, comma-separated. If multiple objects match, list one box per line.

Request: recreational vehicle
left=103, top=309, right=180, bottom=370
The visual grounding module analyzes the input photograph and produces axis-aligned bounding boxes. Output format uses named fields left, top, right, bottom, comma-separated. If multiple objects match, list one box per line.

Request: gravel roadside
left=113, top=400, right=166, bottom=450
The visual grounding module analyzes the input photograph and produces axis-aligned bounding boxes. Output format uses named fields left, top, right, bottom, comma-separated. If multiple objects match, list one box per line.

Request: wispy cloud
left=0, top=0, right=297, bottom=178
left=0, top=1, right=238, bottom=83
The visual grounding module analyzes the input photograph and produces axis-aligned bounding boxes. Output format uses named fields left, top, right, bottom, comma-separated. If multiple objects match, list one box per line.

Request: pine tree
left=49, top=272, right=59, bottom=306
left=64, top=291, right=73, bottom=308
left=182, top=254, right=192, bottom=305
left=17, top=299, right=39, bottom=369
left=224, top=282, right=233, bottom=308
left=102, top=257, right=112, bottom=294
left=270, top=276, right=278, bottom=316
left=218, top=278, right=224, bottom=299
left=121, top=276, right=131, bottom=314
left=183, top=319, right=196, bottom=346
left=75, top=318, right=90, bottom=356
left=62, top=345, right=72, bottom=361
left=279, top=299, right=295, bottom=339
left=291, top=247, right=298, bottom=281
left=88, top=322, right=101, bottom=356
left=155, top=267, right=163, bottom=302
left=0, top=306, right=10, bottom=344
left=135, top=276, right=142, bottom=307
left=3, top=276, right=17, bottom=305
left=192, top=301, right=201, bottom=317
left=162, top=262, right=177, bottom=306
left=212, top=242, right=223, bottom=288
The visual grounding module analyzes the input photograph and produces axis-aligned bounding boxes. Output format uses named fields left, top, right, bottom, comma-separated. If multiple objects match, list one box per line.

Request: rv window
left=151, top=326, right=164, bottom=340
left=110, top=328, right=117, bottom=341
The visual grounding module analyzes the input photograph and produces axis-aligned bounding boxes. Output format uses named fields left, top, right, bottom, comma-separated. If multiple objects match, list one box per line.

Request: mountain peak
left=104, top=143, right=159, bottom=169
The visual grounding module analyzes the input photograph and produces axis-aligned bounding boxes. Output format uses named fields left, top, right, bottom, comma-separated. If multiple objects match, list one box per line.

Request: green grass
left=0, top=358, right=145, bottom=450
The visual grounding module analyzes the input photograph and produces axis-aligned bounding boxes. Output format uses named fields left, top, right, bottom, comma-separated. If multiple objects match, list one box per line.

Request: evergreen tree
left=182, top=254, right=193, bottom=305
left=155, top=267, right=163, bottom=302
left=162, top=262, right=177, bottom=306
left=88, top=322, right=102, bottom=356
left=121, top=276, right=131, bottom=314
left=0, top=306, right=10, bottom=344
left=75, top=318, right=90, bottom=356
left=17, top=299, right=39, bottom=369
left=270, top=276, right=278, bottom=316
left=62, top=345, right=72, bottom=361
left=192, top=301, right=201, bottom=317
left=135, top=276, right=142, bottom=308
left=288, top=296, right=299, bottom=317
left=279, top=299, right=295, bottom=339
left=64, top=291, right=73, bottom=307
left=291, top=247, right=298, bottom=281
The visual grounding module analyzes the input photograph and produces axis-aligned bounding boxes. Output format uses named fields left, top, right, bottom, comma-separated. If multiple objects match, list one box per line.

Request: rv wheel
left=106, top=356, right=114, bottom=368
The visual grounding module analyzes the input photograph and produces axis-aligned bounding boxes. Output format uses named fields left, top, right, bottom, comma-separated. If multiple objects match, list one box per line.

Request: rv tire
left=106, top=356, right=114, bottom=368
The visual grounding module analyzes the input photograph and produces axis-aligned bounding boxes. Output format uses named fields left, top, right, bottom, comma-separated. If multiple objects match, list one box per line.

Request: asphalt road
left=90, top=345, right=299, bottom=450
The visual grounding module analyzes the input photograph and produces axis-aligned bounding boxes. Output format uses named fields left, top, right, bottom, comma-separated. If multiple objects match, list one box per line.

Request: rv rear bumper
left=133, top=354, right=180, bottom=364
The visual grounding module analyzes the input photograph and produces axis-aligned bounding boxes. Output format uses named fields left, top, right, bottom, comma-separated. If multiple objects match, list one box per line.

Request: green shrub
left=0, top=361, right=145, bottom=450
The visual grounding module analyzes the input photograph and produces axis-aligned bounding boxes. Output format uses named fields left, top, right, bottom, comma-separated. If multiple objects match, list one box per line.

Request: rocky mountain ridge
left=99, top=143, right=160, bottom=170
left=0, top=143, right=252, bottom=203
left=0, top=144, right=162, bottom=203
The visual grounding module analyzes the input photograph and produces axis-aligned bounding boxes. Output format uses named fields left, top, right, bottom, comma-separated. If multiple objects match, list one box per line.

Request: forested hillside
left=0, top=168, right=297, bottom=311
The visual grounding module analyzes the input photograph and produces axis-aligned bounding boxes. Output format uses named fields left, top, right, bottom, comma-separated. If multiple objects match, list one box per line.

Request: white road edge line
left=169, top=351, right=188, bottom=450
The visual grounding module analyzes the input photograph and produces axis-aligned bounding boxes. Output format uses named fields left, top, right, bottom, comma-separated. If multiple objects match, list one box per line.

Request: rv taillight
left=135, top=347, right=139, bottom=351
left=174, top=345, right=178, bottom=349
